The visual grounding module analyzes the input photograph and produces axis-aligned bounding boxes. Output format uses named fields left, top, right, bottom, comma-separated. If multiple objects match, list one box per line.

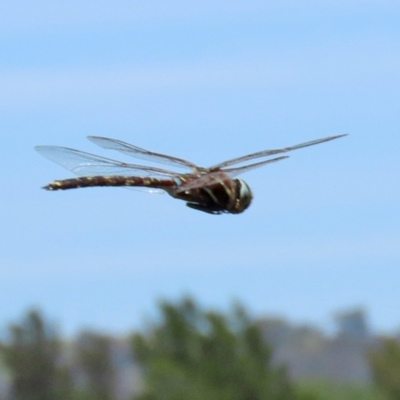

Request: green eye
left=235, top=179, right=253, bottom=213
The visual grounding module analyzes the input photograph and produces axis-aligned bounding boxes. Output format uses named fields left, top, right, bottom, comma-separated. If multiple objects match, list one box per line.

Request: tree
left=132, top=297, right=297, bottom=400
left=1, top=309, right=72, bottom=400
left=369, top=337, right=400, bottom=399
left=75, top=331, right=115, bottom=400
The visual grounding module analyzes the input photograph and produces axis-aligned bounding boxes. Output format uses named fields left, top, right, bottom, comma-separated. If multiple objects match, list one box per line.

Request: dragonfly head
left=233, top=179, right=253, bottom=213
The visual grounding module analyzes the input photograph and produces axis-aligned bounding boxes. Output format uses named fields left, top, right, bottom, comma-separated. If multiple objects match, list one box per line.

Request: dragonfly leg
left=185, top=202, right=223, bottom=214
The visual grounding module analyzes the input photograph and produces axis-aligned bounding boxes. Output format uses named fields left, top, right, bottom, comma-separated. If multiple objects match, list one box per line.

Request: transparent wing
left=126, top=187, right=166, bottom=194
left=222, top=155, right=289, bottom=176
left=176, top=156, right=288, bottom=192
left=210, top=134, right=348, bottom=170
left=35, top=146, right=181, bottom=178
left=87, top=136, right=199, bottom=170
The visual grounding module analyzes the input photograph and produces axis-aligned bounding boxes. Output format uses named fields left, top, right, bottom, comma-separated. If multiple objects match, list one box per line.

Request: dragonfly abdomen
left=43, top=176, right=176, bottom=191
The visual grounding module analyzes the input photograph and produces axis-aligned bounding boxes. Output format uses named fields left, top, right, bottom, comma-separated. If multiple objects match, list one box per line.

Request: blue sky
left=1, top=1, right=399, bottom=336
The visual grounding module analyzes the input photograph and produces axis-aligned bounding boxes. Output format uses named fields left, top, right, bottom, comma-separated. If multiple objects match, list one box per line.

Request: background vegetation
left=0, top=297, right=398, bottom=400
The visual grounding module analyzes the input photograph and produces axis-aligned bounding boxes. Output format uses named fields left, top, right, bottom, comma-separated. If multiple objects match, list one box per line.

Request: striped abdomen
left=43, top=176, right=177, bottom=191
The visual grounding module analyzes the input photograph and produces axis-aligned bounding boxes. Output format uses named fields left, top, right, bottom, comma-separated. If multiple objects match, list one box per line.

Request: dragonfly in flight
left=35, top=134, right=347, bottom=214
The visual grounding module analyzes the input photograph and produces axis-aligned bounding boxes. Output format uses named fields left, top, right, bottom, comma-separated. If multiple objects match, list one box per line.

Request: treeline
left=0, top=310, right=115, bottom=400
left=0, top=298, right=399, bottom=400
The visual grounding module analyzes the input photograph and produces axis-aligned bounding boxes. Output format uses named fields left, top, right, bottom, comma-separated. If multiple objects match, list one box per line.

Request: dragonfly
left=35, top=134, right=347, bottom=214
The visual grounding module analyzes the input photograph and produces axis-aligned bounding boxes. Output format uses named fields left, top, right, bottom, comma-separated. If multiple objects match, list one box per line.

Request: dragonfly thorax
left=173, top=177, right=253, bottom=214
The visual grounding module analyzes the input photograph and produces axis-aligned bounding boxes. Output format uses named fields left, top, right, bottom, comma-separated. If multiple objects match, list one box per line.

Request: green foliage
left=296, top=380, right=389, bottom=400
left=1, top=309, right=72, bottom=400
left=75, top=331, right=115, bottom=400
left=132, top=297, right=296, bottom=400
left=369, top=337, right=400, bottom=400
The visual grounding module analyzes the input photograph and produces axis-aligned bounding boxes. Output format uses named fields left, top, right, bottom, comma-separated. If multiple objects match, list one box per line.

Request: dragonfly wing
left=175, top=171, right=229, bottom=193
left=35, top=146, right=180, bottom=178
left=210, top=134, right=348, bottom=170
left=175, top=156, right=289, bottom=193
left=87, top=136, right=199, bottom=170
left=125, top=187, right=166, bottom=194
left=222, top=156, right=289, bottom=177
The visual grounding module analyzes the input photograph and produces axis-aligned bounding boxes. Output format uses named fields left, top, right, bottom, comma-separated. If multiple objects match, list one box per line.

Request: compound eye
left=236, top=179, right=253, bottom=212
